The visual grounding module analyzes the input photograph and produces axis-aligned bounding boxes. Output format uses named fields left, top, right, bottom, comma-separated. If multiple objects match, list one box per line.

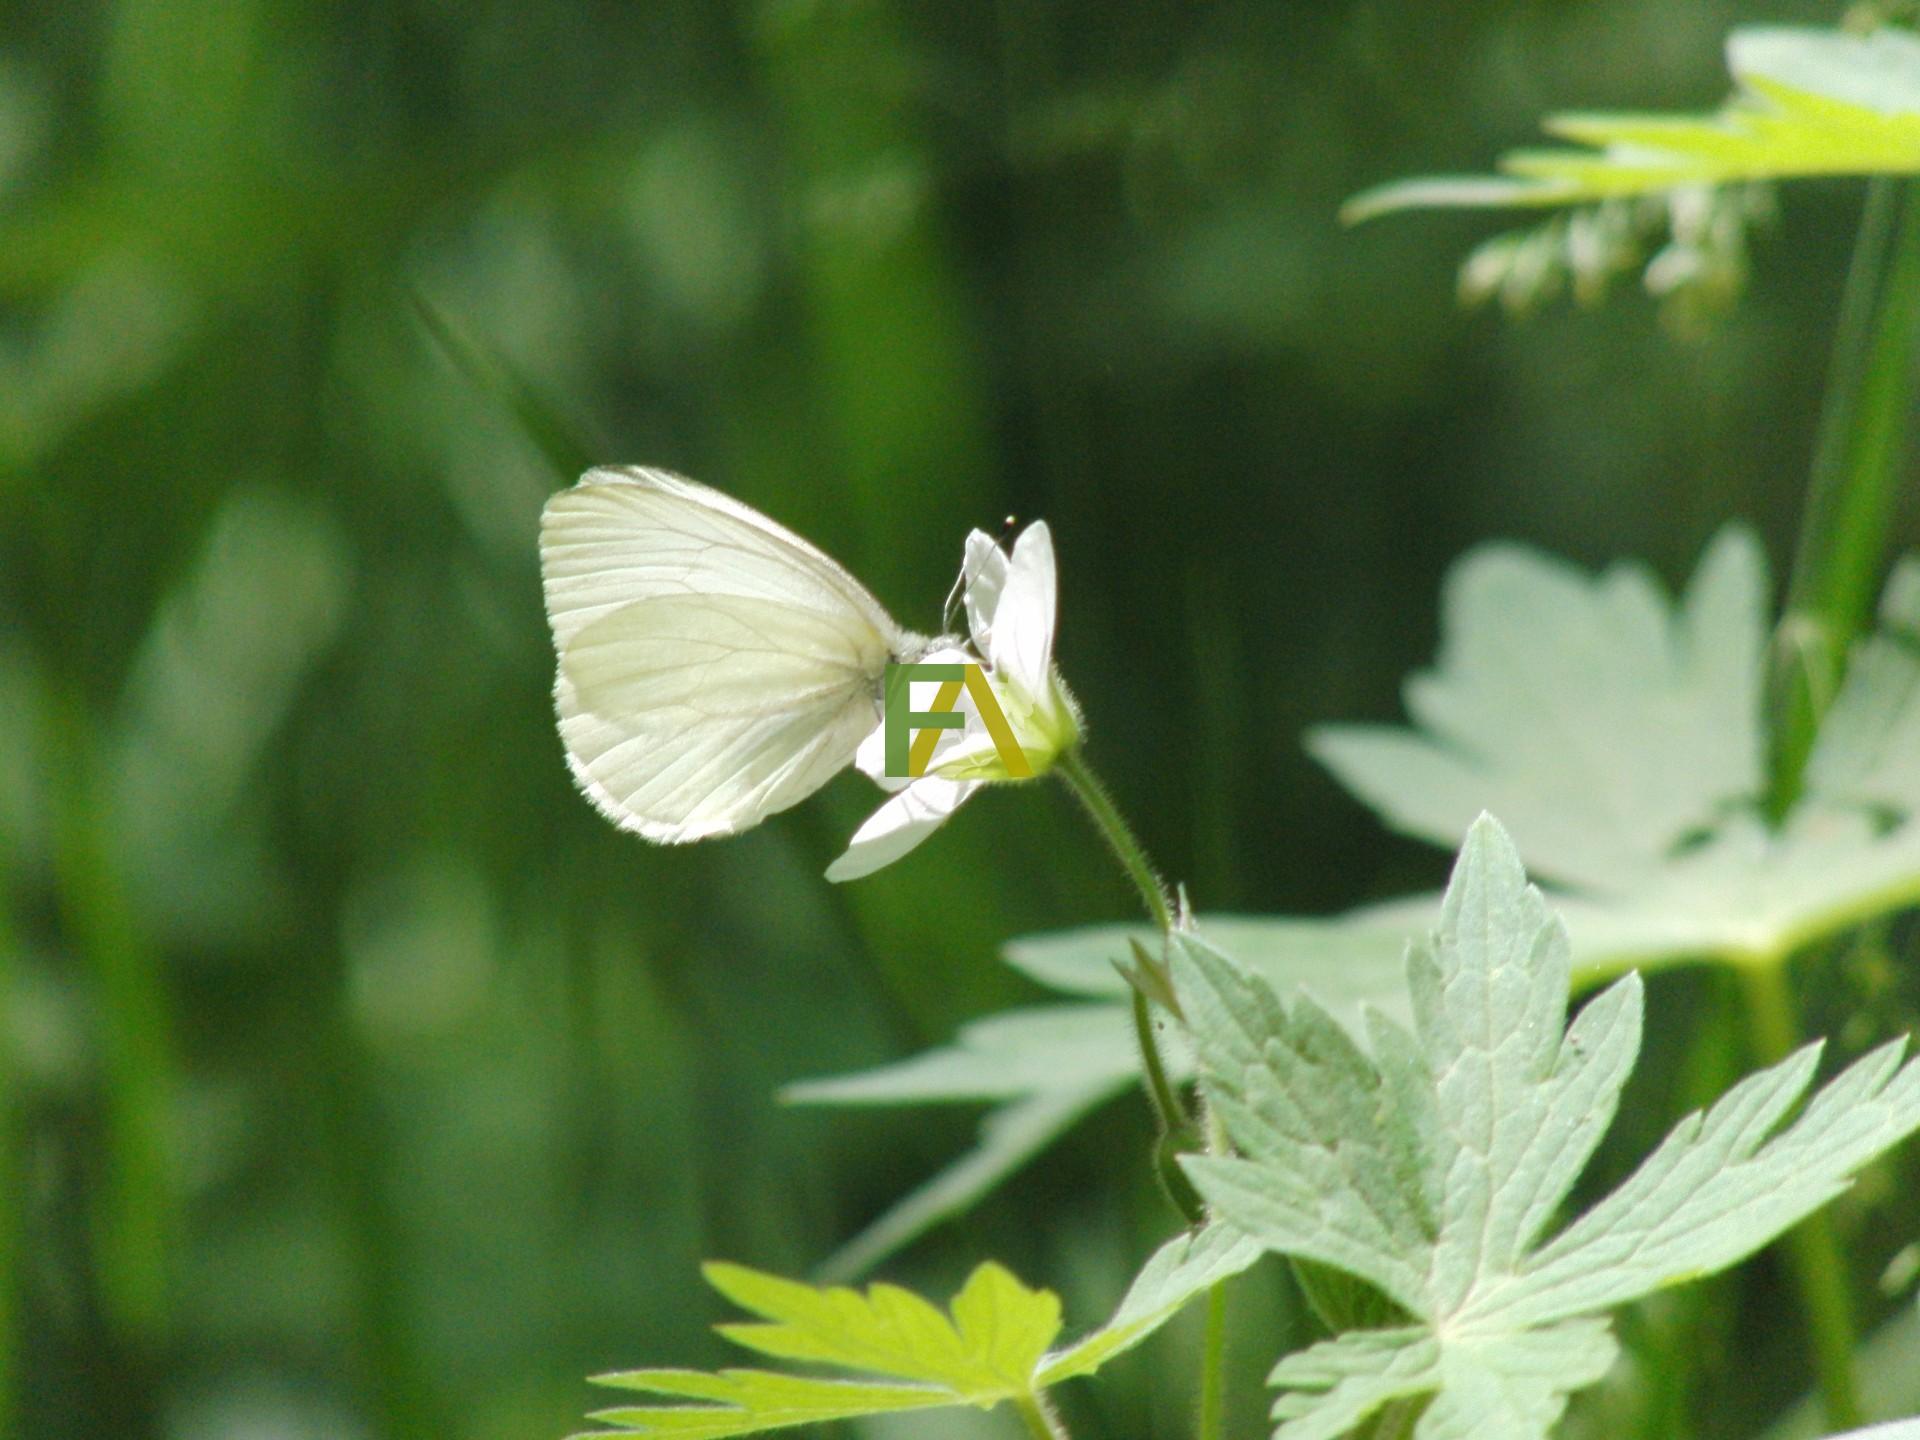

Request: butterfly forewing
left=541, top=467, right=913, bottom=842
left=542, top=467, right=905, bottom=649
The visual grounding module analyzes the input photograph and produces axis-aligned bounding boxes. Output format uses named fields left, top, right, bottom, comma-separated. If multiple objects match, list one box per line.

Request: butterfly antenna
left=940, top=566, right=967, bottom=636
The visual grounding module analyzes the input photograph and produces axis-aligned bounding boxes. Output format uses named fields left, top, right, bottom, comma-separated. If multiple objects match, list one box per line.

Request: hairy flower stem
left=1739, top=963, right=1862, bottom=1429
left=1054, top=747, right=1175, bottom=932
left=1771, top=176, right=1920, bottom=817
left=1014, top=1392, right=1072, bottom=1440
left=1054, top=746, right=1231, bottom=1440
left=1054, top=748, right=1200, bottom=1177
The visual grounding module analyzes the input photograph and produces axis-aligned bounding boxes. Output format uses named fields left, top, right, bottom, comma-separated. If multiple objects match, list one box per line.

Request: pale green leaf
left=1176, top=929, right=1434, bottom=1313
left=1347, top=26, right=1920, bottom=221
left=1308, top=525, right=1768, bottom=894
left=1037, top=1222, right=1265, bottom=1384
left=1470, top=1035, right=1920, bottom=1329
left=1173, top=816, right=1920, bottom=1440
left=1002, top=913, right=1425, bottom=1018
left=1264, top=1320, right=1619, bottom=1440
left=788, top=910, right=1423, bottom=1276
left=1315, top=528, right=1920, bottom=968
left=784, top=1005, right=1139, bottom=1105
left=799, top=1083, right=1124, bottom=1283
left=1402, top=834, right=1644, bottom=1316
left=1264, top=1327, right=1443, bottom=1440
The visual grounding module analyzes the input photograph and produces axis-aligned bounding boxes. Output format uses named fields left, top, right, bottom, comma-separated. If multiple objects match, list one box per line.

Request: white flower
left=826, top=521, right=1080, bottom=881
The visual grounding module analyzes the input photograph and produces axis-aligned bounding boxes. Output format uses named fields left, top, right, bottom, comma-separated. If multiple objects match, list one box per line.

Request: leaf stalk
left=1771, top=175, right=1920, bottom=816
left=1738, top=964, right=1862, bottom=1430
left=1014, top=1391, right=1072, bottom=1440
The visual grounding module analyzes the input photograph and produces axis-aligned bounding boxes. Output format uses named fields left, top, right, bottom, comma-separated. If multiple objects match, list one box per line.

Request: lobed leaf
left=1172, top=816, right=1920, bottom=1439
left=1308, top=526, right=1768, bottom=894
left=583, top=1242, right=1252, bottom=1438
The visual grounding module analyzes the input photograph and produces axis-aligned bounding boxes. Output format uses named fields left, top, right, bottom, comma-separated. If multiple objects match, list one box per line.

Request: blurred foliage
left=4, top=2, right=1920, bottom=1440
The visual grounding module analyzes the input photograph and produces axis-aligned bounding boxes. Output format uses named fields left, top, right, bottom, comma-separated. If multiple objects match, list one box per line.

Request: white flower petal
left=824, top=775, right=980, bottom=881
left=962, top=529, right=1010, bottom=651
left=987, top=522, right=1057, bottom=696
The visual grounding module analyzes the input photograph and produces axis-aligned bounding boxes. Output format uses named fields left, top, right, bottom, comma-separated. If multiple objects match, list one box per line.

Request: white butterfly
left=540, top=467, right=930, bottom=843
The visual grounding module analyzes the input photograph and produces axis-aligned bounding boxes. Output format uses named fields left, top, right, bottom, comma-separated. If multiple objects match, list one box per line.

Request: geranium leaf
left=1172, top=817, right=1920, bottom=1439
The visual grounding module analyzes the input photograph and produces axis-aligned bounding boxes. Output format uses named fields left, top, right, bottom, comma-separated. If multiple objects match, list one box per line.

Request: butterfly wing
left=541, top=468, right=910, bottom=841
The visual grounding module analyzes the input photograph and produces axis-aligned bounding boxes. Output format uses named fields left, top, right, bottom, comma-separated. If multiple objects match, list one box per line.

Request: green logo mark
left=883, top=663, right=1033, bottom=779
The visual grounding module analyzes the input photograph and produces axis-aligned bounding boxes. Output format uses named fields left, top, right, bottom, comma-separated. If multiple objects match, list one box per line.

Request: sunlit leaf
left=582, top=1241, right=1249, bottom=1438
left=1347, top=27, right=1920, bottom=222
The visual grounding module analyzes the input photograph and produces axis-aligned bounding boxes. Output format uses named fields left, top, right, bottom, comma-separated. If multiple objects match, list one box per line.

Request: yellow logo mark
left=884, top=663, right=1032, bottom=779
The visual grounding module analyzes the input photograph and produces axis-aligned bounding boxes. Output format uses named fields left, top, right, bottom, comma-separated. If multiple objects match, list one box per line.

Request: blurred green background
left=4, top=1, right=1914, bottom=1437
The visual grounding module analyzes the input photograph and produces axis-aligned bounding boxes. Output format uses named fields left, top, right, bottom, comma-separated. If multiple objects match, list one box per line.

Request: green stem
left=1197, top=1279, right=1228, bottom=1440
left=1737, top=965, right=1862, bottom=1430
left=1053, top=749, right=1185, bottom=1146
left=1053, top=747, right=1232, bottom=1438
left=1771, top=176, right=1920, bottom=816
left=1053, top=747, right=1173, bottom=933
left=1013, top=1391, right=1072, bottom=1440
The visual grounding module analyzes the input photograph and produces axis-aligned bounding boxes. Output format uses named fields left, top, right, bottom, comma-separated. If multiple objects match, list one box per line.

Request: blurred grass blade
left=411, top=289, right=597, bottom=482
left=47, top=686, right=179, bottom=1342
left=0, top=873, right=17, bottom=1439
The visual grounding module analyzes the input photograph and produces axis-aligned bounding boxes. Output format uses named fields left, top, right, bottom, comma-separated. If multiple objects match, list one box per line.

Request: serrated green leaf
left=1403, top=834, right=1645, bottom=1316
left=702, top=1260, right=1060, bottom=1392
left=1265, top=1320, right=1618, bottom=1440
left=1173, top=816, right=1920, bottom=1440
left=1471, top=1034, right=1920, bottom=1329
left=582, top=1372, right=954, bottom=1439
left=1176, top=930, right=1434, bottom=1313
left=584, top=1239, right=1256, bottom=1438
left=1347, top=26, right=1920, bottom=222
left=583, top=1262, right=1058, bottom=1437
